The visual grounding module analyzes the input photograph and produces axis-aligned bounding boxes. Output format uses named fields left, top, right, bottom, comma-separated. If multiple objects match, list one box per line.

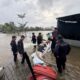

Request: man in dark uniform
left=54, top=35, right=71, bottom=74
left=18, top=35, right=25, bottom=63
left=37, top=33, right=43, bottom=46
left=31, top=33, right=36, bottom=44
left=10, top=36, right=18, bottom=63
left=18, top=35, right=36, bottom=80
left=49, top=28, right=59, bottom=54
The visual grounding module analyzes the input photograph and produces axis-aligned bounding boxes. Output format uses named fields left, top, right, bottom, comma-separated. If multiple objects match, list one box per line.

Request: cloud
left=37, top=0, right=54, bottom=10
left=0, top=0, right=16, bottom=8
left=0, top=0, right=80, bottom=27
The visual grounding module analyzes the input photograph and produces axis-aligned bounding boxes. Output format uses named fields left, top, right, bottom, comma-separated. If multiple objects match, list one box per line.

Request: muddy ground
left=1, top=46, right=80, bottom=80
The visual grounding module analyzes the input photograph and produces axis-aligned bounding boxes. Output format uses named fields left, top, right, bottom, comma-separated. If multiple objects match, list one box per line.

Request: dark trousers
left=13, top=53, right=17, bottom=62
left=21, top=52, right=36, bottom=80
left=56, top=57, right=66, bottom=73
left=32, top=41, right=36, bottom=44
left=51, top=45, right=55, bottom=54
left=51, top=48, right=54, bottom=53
left=51, top=47, right=56, bottom=57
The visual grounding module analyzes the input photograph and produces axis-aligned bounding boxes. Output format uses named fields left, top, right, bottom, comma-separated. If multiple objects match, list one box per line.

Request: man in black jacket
left=31, top=33, right=36, bottom=44
left=17, top=35, right=25, bottom=58
left=49, top=28, right=59, bottom=54
left=37, top=33, right=43, bottom=46
left=10, top=36, right=18, bottom=62
left=18, top=35, right=36, bottom=80
left=54, top=35, right=71, bottom=74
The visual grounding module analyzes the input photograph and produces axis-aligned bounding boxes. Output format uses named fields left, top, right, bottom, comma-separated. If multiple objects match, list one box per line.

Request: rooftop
left=57, top=13, right=80, bottom=22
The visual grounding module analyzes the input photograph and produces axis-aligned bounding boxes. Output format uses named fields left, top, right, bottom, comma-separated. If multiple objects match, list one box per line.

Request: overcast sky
left=0, top=0, right=80, bottom=27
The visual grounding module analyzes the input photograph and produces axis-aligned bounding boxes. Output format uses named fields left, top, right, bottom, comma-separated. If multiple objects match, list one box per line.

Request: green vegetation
left=0, top=22, right=17, bottom=33
left=0, top=22, right=52, bottom=34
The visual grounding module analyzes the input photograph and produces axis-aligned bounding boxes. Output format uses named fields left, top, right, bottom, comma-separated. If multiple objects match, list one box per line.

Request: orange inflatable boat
left=29, top=64, right=57, bottom=80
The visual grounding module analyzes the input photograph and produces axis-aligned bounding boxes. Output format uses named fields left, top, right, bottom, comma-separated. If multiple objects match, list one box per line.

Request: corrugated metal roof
left=57, top=13, right=80, bottom=21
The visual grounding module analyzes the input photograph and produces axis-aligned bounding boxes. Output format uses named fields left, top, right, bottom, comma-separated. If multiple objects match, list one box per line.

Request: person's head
left=47, top=33, right=50, bottom=36
left=56, top=35, right=63, bottom=43
left=33, top=45, right=37, bottom=52
left=52, top=32, right=54, bottom=36
left=39, top=33, right=41, bottom=36
left=34, top=45, right=36, bottom=49
left=21, top=35, right=25, bottom=41
left=12, top=36, right=16, bottom=41
left=32, top=33, right=35, bottom=35
left=52, top=27, right=59, bottom=36
left=54, top=27, right=58, bottom=30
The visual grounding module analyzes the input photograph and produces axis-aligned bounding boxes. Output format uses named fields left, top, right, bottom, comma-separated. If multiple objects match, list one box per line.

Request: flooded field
left=0, top=32, right=80, bottom=80
left=2, top=45, right=80, bottom=80
left=0, top=31, right=51, bottom=65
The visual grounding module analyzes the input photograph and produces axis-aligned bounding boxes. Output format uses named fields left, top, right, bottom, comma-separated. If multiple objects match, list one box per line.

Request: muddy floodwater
left=0, top=31, right=51, bottom=65
left=0, top=32, right=80, bottom=80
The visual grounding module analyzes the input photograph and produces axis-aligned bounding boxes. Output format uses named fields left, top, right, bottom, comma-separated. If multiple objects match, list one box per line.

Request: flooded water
left=0, top=31, right=80, bottom=80
left=0, top=31, right=80, bottom=65
left=0, top=33, right=11, bottom=65
left=0, top=31, right=51, bottom=65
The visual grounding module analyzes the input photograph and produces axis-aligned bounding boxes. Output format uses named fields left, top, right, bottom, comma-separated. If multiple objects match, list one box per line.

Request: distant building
left=57, top=14, right=80, bottom=41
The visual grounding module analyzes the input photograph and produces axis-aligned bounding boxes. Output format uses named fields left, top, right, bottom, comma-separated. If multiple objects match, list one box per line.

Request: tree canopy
left=0, top=22, right=52, bottom=34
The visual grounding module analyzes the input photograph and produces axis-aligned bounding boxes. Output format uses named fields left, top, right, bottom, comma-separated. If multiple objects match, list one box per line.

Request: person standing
left=49, top=28, right=59, bottom=54
left=37, top=33, right=43, bottom=46
left=17, top=35, right=36, bottom=80
left=31, top=33, right=36, bottom=44
left=54, top=35, right=71, bottom=74
left=17, top=35, right=25, bottom=63
left=10, top=36, right=18, bottom=63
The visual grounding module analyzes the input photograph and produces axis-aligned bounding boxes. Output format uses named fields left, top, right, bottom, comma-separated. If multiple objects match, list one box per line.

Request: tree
left=17, top=13, right=28, bottom=35
left=1, top=22, right=17, bottom=33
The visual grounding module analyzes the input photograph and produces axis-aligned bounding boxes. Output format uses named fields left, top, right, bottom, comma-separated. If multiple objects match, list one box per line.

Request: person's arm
left=10, top=41, right=12, bottom=47
left=54, top=44, right=59, bottom=57
left=10, top=41, right=17, bottom=52
left=22, top=42, right=25, bottom=53
left=48, top=36, right=53, bottom=41
left=31, top=36, right=33, bottom=42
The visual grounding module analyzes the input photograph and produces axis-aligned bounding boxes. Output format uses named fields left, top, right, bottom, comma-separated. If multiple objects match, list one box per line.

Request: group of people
left=31, top=28, right=71, bottom=75
left=49, top=28, right=71, bottom=74
left=10, top=35, right=36, bottom=80
left=10, top=28, right=71, bottom=79
left=31, top=32, right=43, bottom=45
